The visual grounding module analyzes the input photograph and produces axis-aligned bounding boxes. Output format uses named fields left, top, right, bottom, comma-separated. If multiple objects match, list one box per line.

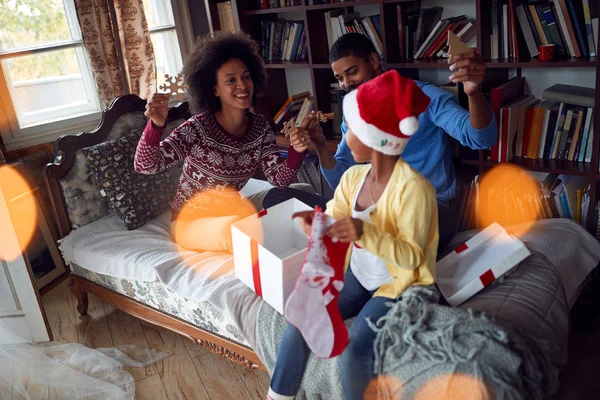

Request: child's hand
left=327, top=217, right=363, bottom=243
left=292, top=211, right=314, bottom=237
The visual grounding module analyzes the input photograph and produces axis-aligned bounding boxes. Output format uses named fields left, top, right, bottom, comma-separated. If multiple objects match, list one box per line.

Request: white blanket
left=59, top=178, right=275, bottom=283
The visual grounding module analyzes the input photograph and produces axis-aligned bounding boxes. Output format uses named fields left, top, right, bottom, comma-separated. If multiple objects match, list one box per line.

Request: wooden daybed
left=44, top=95, right=266, bottom=371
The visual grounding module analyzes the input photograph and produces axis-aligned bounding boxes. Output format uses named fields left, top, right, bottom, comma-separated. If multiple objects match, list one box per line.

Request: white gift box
left=437, top=222, right=531, bottom=307
left=231, top=198, right=313, bottom=314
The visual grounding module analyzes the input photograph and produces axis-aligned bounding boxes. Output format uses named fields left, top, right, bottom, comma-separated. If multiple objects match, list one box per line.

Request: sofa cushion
left=81, top=130, right=179, bottom=230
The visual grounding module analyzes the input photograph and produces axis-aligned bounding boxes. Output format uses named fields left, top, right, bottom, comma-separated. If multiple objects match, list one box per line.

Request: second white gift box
left=437, top=222, right=531, bottom=307
left=231, top=198, right=313, bottom=314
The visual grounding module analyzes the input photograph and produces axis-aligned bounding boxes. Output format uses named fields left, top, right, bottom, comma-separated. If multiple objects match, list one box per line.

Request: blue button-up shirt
left=321, top=80, right=497, bottom=203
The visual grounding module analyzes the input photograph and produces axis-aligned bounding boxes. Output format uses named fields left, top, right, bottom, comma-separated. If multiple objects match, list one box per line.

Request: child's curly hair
left=183, top=32, right=267, bottom=114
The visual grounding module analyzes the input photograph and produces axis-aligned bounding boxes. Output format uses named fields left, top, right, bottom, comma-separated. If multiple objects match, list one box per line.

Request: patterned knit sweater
left=134, top=112, right=305, bottom=220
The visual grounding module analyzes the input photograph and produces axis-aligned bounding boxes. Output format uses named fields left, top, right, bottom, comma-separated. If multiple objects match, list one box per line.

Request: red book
left=522, top=107, right=535, bottom=156
left=500, top=108, right=510, bottom=162
left=509, top=0, right=519, bottom=60
left=423, top=25, right=453, bottom=59
left=488, top=78, right=525, bottom=161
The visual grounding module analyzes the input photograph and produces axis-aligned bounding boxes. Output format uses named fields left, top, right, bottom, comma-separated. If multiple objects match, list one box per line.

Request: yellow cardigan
left=325, top=158, right=439, bottom=299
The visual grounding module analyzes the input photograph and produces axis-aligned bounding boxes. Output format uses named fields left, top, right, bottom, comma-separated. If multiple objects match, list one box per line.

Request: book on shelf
left=273, top=91, right=310, bottom=125
left=261, top=20, right=307, bottom=62
left=323, top=11, right=383, bottom=58
left=260, top=0, right=302, bottom=8
left=489, top=82, right=595, bottom=164
left=217, top=1, right=235, bottom=34
left=486, top=0, right=597, bottom=60
left=399, top=6, right=476, bottom=61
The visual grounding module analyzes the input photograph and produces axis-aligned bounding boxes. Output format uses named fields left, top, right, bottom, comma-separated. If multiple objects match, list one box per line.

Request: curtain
left=75, top=0, right=156, bottom=107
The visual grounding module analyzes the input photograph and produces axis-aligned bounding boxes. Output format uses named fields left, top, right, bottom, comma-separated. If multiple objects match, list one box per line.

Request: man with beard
left=264, top=33, right=497, bottom=250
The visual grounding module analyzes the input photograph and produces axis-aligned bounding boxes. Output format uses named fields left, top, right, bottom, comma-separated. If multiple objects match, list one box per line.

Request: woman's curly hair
left=183, top=32, right=267, bottom=114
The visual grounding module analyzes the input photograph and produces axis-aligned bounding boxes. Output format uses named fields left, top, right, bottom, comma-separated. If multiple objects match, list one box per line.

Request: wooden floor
left=3, top=279, right=270, bottom=400
left=3, top=278, right=598, bottom=399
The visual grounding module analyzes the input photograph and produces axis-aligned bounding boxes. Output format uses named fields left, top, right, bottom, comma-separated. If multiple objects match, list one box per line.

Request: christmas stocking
left=284, top=207, right=351, bottom=358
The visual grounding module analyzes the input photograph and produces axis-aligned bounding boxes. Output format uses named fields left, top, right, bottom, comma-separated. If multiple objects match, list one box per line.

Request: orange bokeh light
left=364, top=375, right=404, bottom=400
left=0, top=165, right=38, bottom=261
left=477, top=164, right=542, bottom=237
left=171, top=186, right=262, bottom=253
left=414, top=373, right=492, bottom=400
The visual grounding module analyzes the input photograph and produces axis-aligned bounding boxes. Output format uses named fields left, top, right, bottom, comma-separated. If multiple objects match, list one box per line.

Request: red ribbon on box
left=479, top=269, right=496, bottom=288
left=250, top=209, right=268, bottom=298
left=251, top=240, right=262, bottom=297
left=455, top=242, right=469, bottom=254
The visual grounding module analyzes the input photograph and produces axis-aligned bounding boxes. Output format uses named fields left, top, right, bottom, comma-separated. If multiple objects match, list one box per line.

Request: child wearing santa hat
left=267, top=70, right=440, bottom=400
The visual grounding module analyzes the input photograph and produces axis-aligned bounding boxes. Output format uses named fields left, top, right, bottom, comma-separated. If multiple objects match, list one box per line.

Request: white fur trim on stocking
left=343, top=90, right=409, bottom=156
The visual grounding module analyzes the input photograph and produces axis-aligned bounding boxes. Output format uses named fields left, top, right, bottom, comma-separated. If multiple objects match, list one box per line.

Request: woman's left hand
left=327, top=217, right=364, bottom=243
left=290, top=126, right=310, bottom=153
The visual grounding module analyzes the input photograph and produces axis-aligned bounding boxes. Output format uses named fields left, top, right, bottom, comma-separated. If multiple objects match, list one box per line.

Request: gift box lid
left=436, top=222, right=531, bottom=306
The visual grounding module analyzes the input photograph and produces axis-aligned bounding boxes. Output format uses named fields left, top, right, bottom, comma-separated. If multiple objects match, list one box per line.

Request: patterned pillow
left=81, top=131, right=179, bottom=230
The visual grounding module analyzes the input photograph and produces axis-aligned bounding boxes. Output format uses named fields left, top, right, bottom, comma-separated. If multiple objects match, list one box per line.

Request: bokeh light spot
left=171, top=186, right=262, bottom=257
left=414, top=373, right=492, bottom=400
left=0, top=165, right=37, bottom=261
left=477, top=164, right=542, bottom=237
left=364, top=375, right=404, bottom=400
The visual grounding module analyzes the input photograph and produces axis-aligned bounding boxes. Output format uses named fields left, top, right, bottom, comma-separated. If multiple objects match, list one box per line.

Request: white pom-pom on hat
left=399, top=116, right=419, bottom=136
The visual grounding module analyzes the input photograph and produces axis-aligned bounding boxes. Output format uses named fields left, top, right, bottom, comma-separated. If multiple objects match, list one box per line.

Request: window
left=0, top=0, right=191, bottom=149
left=0, top=0, right=100, bottom=141
left=142, top=0, right=184, bottom=91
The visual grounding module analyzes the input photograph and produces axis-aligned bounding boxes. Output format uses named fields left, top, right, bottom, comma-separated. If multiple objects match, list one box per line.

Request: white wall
left=518, top=68, right=596, bottom=99
left=285, top=68, right=314, bottom=95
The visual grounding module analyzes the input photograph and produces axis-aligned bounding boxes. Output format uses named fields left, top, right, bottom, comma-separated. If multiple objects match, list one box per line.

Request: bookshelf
left=205, top=0, right=599, bottom=236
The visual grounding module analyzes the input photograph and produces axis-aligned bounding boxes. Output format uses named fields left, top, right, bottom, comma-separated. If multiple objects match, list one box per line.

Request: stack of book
left=489, top=0, right=598, bottom=60
left=488, top=81, right=595, bottom=164
left=395, top=6, right=477, bottom=61
left=260, top=20, right=308, bottom=62
left=454, top=172, right=593, bottom=232
left=324, top=11, right=383, bottom=57
left=259, top=0, right=301, bottom=8
left=307, top=1, right=347, bottom=5
left=542, top=173, right=590, bottom=225
left=217, top=1, right=235, bottom=34
left=273, top=92, right=311, bottom=126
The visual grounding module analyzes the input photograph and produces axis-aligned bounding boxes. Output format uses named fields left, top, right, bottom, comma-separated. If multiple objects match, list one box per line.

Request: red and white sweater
left=134, top=112, right=305, bottom=220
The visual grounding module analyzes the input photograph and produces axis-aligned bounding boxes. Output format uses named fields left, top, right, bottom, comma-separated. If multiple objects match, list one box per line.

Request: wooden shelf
left=460, top=159, right=480, bottom=166
left=388, top=60, right=452, bottom=69
left=305, top=0, right=379, bottom=11
left=264, top=61, right=310, bottom=69
left=485, top=57, right=599, bottom=68
left=483, top=157, right=593, bottom=177
left=245, top=6, right=303, bottom=15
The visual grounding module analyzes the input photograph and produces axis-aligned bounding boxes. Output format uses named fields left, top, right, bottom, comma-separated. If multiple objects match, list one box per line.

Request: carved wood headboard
left=43, top=94, right=191, bottom=239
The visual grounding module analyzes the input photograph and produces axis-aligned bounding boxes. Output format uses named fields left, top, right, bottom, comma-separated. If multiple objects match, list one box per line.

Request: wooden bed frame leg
left=69, top=276, right=89, bottom=316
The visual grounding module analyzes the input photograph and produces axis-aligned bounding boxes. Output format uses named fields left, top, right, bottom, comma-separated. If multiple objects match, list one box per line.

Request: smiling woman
left=134, top=33, right=310, bottom=253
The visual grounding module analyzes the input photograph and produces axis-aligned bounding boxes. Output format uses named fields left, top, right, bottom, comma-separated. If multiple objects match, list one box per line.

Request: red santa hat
left=342, top=70, right=431, bottom=156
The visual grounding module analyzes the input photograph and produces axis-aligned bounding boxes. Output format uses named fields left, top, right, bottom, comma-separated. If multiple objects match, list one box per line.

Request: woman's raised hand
left=145, top=93, right=169, bottom=128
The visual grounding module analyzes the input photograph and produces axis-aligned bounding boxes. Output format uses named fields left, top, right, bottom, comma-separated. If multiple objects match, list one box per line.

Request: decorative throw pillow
left=81, top=131, right=180, bottom=230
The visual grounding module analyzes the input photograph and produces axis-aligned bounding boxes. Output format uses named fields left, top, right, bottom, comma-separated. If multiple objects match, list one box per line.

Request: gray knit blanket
left=256, top=284, right=558, bottom=400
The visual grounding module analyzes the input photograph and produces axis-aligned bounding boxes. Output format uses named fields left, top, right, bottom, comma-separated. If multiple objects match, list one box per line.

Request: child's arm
left=356, top=179, right=438, bottom=270
left=324, top=169, right=353, bottom=220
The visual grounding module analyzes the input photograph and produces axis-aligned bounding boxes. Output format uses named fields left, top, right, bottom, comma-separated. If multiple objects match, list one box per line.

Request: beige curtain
left=75, top=0, right=156, bottom=107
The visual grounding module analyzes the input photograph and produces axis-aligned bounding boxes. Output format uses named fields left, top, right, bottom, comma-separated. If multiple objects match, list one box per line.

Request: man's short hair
left=329, top=33, right=377, bottom=64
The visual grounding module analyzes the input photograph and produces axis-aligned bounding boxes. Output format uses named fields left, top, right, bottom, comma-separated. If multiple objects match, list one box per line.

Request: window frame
left=0, top=0, right=194, bottom=151
left=0, top=0, right=103, bottom=150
